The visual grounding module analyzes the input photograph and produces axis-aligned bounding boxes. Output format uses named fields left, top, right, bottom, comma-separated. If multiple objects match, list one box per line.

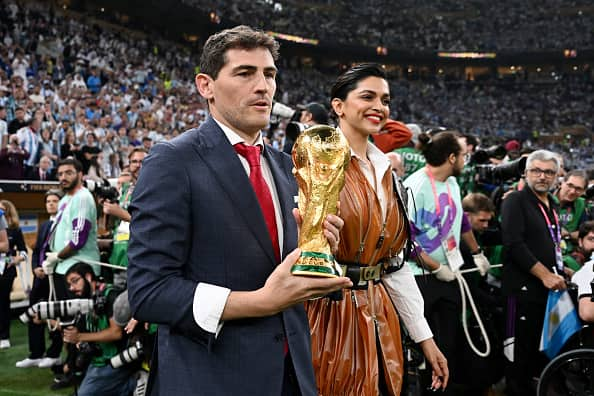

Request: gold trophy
left=291, top=125, right=350, bottom=277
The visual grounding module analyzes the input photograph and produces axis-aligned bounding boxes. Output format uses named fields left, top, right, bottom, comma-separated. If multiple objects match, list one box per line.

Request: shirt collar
left=213, top=117, right=264, bottom=148
left=345, top=131, right=390, bottom=174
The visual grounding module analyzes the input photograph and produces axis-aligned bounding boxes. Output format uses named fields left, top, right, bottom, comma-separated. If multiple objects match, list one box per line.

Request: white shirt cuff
left=193, top=283, right=231, bottom=337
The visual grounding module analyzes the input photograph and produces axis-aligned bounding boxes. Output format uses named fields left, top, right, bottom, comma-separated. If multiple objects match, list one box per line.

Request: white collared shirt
left=192, top=118, right=284, bottom=336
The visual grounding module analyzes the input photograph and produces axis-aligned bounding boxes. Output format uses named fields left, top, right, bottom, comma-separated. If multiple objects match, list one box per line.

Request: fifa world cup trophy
left=291, top=125, right=350, bottom=277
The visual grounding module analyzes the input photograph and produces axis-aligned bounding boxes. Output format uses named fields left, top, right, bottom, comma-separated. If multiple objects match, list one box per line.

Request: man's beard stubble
left=61, top=175, right=81, bottom=192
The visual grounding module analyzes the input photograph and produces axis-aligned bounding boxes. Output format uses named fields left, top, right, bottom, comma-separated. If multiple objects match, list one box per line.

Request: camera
left=75, top=341, right=102, bottom=370
left=585, top=185, right=594, bottom=200
left=84, top=179, right=119, bottom=202
left=110, top=340, right=144, bottom=368
left=470, top=145, right=508, bottom=165
left=19, top=298, right=105, bottom=324
left=476, top=157, right=527, bottom=185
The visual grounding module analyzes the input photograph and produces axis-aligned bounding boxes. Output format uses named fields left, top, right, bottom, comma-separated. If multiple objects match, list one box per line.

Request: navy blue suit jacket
left=31, top=219, right=52, bottom=288
left=127, top=117, right=316, bottom=395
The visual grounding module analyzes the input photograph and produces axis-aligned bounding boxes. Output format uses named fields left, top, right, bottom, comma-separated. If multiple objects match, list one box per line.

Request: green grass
left=0, top=320, right=71, bottom=396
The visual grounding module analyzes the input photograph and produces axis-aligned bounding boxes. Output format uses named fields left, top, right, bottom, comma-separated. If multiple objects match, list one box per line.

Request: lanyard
left=426, top=168, right=453, bottom=220
left=426, top=168, right=453, bottom=239
left=538, top=203, right=560, bottom=245
left=538, top=203, right=564, bottom=271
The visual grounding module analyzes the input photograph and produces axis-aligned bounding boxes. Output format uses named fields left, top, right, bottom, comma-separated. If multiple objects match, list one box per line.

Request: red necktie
left=234, top=143, right=280, bottom=262
left=41, top=171, right=46, bottom=181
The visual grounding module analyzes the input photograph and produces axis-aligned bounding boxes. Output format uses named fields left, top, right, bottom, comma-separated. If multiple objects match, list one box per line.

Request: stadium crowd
left=1, top=1, right=592, bottom=180
left=0, top=2, right=593, bottom=396
left=184, top=0, right=594, bottom=50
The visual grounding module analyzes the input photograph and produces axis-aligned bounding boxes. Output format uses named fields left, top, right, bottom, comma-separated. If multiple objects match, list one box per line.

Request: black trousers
left=0, top=272, right=16, bottom=340
left=505, top=296, right=548, bottom=396
left=27, top=278, right=63, bottom=358
left=415, top=274, right=462, bottom=396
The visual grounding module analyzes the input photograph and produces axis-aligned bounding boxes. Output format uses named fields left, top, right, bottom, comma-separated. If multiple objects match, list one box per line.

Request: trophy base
left=291, top=251, right=339, bottom=278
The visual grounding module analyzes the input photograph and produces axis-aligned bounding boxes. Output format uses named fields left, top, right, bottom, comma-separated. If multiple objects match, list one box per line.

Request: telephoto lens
left=36, top=299, right=94, bottom=320
left=110, top=340, right=144, bottom=368
left=19, top=305, right=38, bottom=323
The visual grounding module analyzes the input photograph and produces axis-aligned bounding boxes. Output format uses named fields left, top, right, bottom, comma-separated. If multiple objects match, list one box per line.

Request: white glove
left=472, top=251, right=490, bottom=276
left=432, top=263, right=456, bottom=282
left=42, top=252, right=61, bottom=275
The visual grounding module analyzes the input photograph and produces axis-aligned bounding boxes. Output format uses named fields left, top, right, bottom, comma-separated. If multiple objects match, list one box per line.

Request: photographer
left=570, top=221, right=594, bottom=323
left=62, top=262, right=135, bottom=396
left=103, top=148, right=147, bottom=291
left=553, top=170, right=589, bottom=273
left=283, top=102, right=328, bottom=154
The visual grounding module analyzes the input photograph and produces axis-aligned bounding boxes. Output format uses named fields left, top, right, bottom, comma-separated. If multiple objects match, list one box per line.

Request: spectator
left=0, top=200, right=28, bottom=349
left=570, top=221, right=594, bottom=323
left=7, top=107, right=27, bottom=135
left=26, top=155, right=55, bottom=181
left=0, top=105, right=7, bottom=148
left=0, top=134, right=29, bottom=179
left=0, top=210, right=8, bottom=348
left=501, top=149, right=567, bottom=396
left=16, top=116, right=41, bottom=174
left=60, top=130, right=80, bottom=160
left=80, top=132, right=101, bottom=174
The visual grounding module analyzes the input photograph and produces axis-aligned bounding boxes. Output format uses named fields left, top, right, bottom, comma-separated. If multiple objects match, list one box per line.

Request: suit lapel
left=264, top=146, right=297, bottom=260
left=194, top=118, right=278, bottom=266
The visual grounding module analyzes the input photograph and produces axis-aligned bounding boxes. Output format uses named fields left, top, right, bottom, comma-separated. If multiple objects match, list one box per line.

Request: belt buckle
left=361, top=265, right=379, bottom=281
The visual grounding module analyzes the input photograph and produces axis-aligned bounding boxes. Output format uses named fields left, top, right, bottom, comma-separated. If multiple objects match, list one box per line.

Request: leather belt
left=339, top=261, right=386, bottom=290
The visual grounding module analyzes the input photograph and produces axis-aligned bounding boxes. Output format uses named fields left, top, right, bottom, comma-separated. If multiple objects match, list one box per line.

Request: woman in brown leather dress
left=305, top=64, right=449, bottom=396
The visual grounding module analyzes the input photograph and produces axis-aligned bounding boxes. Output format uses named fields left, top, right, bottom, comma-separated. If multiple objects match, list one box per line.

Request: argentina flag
left=539, top=289, right=582, bottom=359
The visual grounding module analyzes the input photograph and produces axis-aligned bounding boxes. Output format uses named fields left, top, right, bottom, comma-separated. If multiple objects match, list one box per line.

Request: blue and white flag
left=539, top=289, right=582, bottom=359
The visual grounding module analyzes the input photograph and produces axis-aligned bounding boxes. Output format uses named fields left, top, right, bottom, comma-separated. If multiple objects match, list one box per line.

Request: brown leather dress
left=305, top=158, right=408, bottom=396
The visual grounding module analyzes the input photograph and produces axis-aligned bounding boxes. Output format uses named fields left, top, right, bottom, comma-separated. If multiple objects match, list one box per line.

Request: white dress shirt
left=192, top=118, right=284, bottom=336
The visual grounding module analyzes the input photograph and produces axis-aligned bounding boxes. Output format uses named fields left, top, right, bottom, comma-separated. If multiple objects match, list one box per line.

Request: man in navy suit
left=127, top=25, right=352, bottom=395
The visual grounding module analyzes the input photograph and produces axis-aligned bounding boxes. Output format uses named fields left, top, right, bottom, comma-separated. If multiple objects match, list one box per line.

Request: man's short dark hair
left=304, top=102, right=328, bottom=125
left=45, top=189, right=64, bottom=201
left=58, top=157, right=83, bottom=173
left=199, top=25, right=280, bottom=80
left=462, top=192, right=495, bottom=214
left=417, top=130, right=463, bottom=167
left=128, top=147, right=148, bottom=159
left=564, top=169, right=588, bottom=185
left=578, top=220, right=594, bottom=240
left=65, top=262, right=97, bottom=282
left=463, top=134, right=479, bottom=149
